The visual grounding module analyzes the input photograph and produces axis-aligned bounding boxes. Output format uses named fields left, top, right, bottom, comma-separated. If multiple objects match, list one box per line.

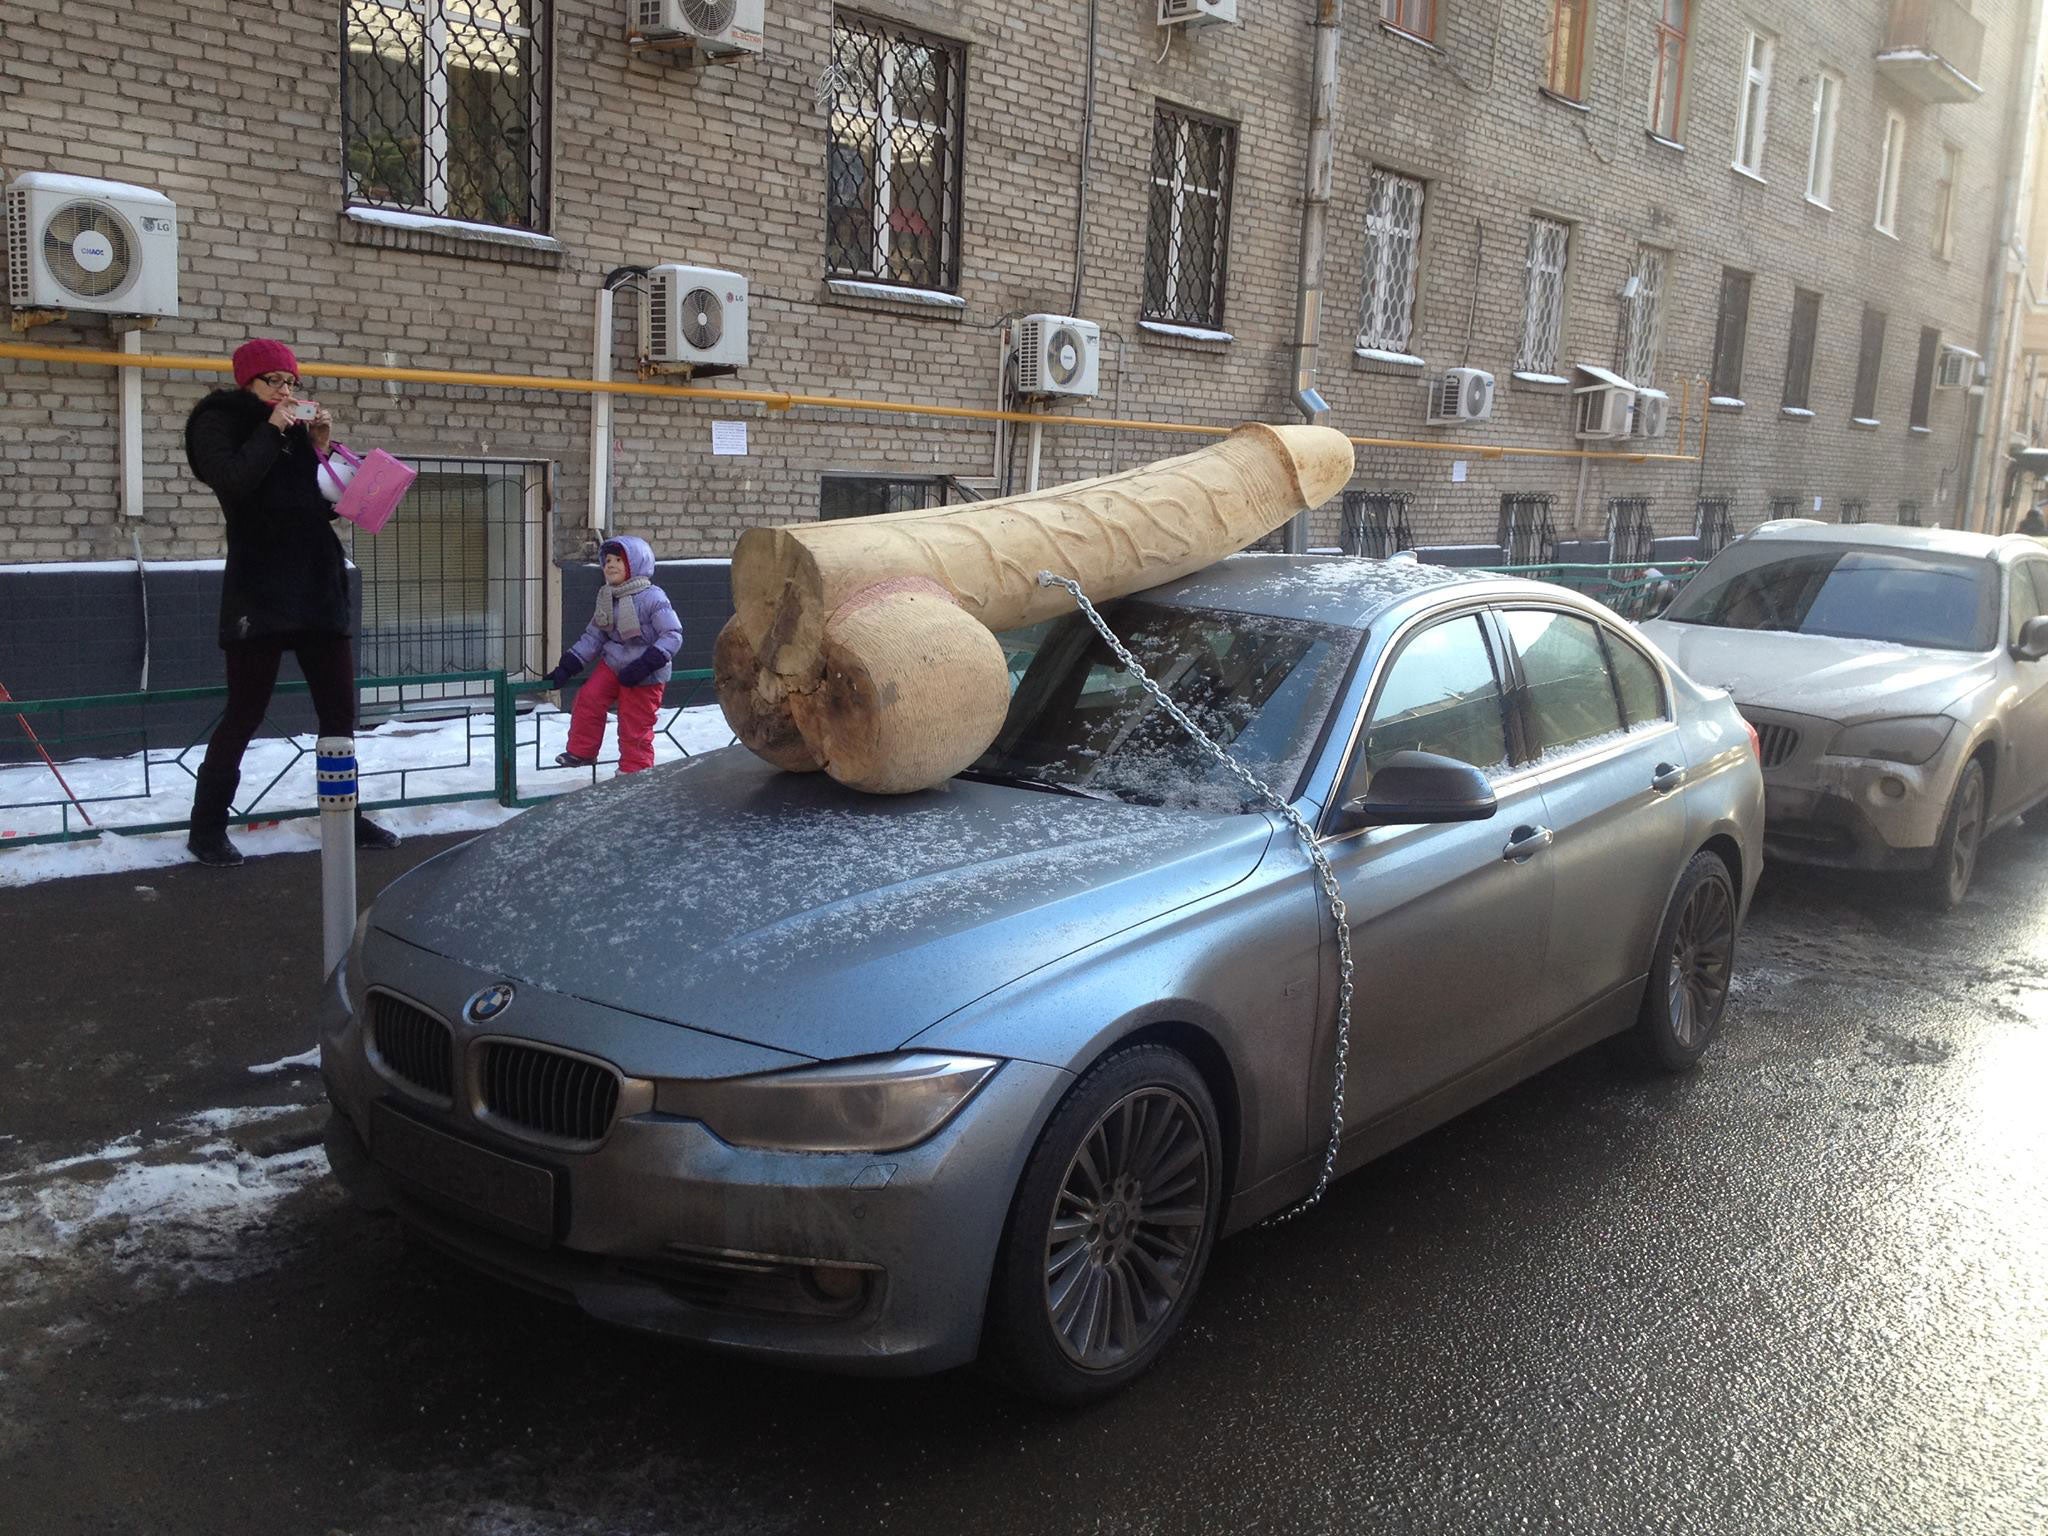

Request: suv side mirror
left=1336, top=750, right=1499, bottom=829
left=2015, top=614, right=2048, bottom=664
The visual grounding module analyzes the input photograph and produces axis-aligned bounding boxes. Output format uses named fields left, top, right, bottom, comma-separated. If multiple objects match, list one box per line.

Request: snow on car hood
left=370, top=748, right=1274, bottom=1060
left=1640, top=621, right=1996, bottom=720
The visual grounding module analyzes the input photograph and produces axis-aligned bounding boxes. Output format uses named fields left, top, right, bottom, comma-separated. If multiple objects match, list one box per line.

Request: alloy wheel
left=1667, top=872, right=1735, bottom=1049
left=1946, top=770, right=1986, bottom=904
left=1042, top=1086, right=1211, bottom=1370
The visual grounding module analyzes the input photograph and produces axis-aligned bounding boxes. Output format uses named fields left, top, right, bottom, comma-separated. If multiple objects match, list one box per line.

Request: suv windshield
left=969, top=600, right=1362, bottom=811
left=1661, top=543, right=1999, bottom=652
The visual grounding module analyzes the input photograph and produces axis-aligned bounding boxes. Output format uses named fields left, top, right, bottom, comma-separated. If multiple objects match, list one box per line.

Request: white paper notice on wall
left=1451, top=460, right=1469, bottom=483
left=1813, top=495, right=1824, bottom=514
left=712, top=421, right=748, bottom=456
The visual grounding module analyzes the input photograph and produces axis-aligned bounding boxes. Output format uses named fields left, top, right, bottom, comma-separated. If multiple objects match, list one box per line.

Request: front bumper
left=318, top=951, right=1070, bottom=1376
left=1745, top=707, right=1962, bottom=871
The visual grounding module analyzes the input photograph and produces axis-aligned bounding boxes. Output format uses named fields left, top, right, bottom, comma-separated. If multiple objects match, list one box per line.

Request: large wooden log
left=716, top=423, right=1355, bottom=793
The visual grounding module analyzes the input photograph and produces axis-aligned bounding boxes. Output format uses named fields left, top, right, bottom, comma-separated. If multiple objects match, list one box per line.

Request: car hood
left=371, top=749, right=1274, bottom=1060
left=1640, top=621, right=1996, bottom=720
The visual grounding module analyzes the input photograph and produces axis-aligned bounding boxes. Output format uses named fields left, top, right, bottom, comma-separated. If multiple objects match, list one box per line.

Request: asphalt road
left=2, top=826, right=2045, bottom=1536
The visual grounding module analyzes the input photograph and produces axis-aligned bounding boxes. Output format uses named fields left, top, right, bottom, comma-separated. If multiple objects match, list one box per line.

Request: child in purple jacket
left=545, top=535, right=682, bottom=774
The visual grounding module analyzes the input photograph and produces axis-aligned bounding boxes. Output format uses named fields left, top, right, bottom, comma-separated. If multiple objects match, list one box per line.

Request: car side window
left=1364, top=615, right=1510, bottom=773
left=2014, top=563, right=2048, bottom=646
left=1504, top=609, right=1625, bottom=759
left=1604, top=631, right=1670, bottom=726
left=2030, top=562, right=2048, bottom=613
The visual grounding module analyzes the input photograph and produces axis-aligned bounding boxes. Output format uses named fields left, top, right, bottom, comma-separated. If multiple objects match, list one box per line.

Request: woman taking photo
left=183, top=337, right=398, bottom=867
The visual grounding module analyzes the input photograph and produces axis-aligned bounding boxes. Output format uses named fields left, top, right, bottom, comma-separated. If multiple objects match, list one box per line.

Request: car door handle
left=1652, top=762, right=1686, bottom=794
left=1503, top=825, right=1554, bottom=863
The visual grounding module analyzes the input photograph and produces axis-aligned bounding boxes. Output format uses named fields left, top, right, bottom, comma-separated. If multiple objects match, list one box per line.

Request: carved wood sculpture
left=715, top=422, right=1357, bottom=794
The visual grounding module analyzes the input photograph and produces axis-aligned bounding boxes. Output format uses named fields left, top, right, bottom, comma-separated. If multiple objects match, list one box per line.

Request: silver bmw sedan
left=320, top=555, right=1763, bottom=1402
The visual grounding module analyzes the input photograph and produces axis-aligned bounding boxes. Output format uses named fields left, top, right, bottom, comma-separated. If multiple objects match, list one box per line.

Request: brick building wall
left=0, top=0, right=2034, bottom=653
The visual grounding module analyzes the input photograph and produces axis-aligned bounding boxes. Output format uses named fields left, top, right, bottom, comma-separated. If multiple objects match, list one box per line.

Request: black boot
left=355, top=809, right=400, bottom=850
left=187, top=764, right=245, bottom=868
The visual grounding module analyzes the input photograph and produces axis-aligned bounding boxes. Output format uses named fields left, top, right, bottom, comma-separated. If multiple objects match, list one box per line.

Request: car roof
left=1738, top=520, right=2039, bottom=563
left=1144, top=553, right=1603, bottom=631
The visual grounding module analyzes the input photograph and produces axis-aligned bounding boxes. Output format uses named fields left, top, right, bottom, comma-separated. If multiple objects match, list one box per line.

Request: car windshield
left=969, top=599, right=1362, bottom=812
left=1660, top=543, right=1999, bottom=652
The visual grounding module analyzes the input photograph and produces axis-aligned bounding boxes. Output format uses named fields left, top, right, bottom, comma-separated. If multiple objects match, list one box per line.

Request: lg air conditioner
left=1425, top=367, right=1495, bottom=426
left=5, top=172, right=179, bottom=318
left=642, top=264, right=749, bottom=369
left=1158, top=0, right=1237, bottom=27
left=1630, top=387, right=1670, bottom=440
left=1015, top=315, right=1101, bottom=399
left=629, top=0, right=764, bottom=57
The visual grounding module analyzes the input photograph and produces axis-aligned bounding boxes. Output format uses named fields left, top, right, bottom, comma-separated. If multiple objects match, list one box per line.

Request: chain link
left=1036, top=572, right=1354, bottom=1219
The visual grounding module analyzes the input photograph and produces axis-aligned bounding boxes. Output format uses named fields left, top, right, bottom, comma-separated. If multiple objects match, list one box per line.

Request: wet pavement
left=3, top=825, right=2046, bottom=1536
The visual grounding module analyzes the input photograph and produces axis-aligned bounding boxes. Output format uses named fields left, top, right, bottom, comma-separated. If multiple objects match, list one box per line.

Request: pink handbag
left=318, top=442, right=416, bottom=534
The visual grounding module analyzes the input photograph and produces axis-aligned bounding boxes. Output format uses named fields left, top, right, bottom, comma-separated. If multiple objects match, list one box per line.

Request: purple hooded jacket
left=565, top=535, right=682, bottom=684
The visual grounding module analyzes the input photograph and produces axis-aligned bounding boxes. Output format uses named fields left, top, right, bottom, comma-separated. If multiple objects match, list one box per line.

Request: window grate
left=1620, top=247, right=1667, bottom=387
left=1342, top=492, right=1414, bottom=559
left=1769, top=496, right=1802, bottom=521
left=1607, top=499, right=1655, bottom=567
left=343, top=0, right=549, bottom=231
left=1499, top=494, right=1558, bottom=566
left=819, top=473, right=949, bottom=520
left=1898, top=500, right=1922, bottom=527
left=1144, top=104, right=1237, bottom=329
left=826, top=12, right=965, bottom=293
left=1358, top=170, right=1425, bottom=354
left=1841, top=499, right=1868, bottom=525
left=1517, top=218, right=1570, bottom=374
left=1696, top=498, right=1735, bottom=556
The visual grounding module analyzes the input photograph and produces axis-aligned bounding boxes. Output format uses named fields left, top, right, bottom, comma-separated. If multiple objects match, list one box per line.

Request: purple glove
left=615, top=648, right=666, bottom=688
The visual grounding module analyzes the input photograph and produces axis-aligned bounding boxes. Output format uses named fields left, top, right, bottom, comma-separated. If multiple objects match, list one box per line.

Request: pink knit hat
left=232, top=338, right=300, bottom=389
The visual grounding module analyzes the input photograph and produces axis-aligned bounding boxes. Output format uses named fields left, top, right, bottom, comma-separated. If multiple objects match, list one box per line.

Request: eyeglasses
left=256, top=371, right=300, bottom=388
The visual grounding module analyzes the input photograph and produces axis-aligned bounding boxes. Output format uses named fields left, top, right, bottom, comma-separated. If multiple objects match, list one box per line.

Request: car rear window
left=1661, top=543, right=1999, bottom=652
left=975, top=600, right=1361, bottom=811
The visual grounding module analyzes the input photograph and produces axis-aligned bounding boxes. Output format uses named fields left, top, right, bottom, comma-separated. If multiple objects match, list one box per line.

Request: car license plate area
left=370, top=1101, right=558, bottom=1246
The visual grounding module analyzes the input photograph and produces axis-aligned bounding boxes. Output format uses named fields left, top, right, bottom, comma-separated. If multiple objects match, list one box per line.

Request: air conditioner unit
left=1158, top=0, right=1237, bottom=28
left=1425, top=367, right=1495, bottom=426
left=1631, top=387, right=1670, bottom=439
left=1016, top=314, right=1101, bottom=399
left=629, top=0, right=763, bottom=57
left=5, top=172, right=179, bottom=318
left=1573, top=365, right=1637, bottom=441
left=1935, top=345, right=1976, bottom=390
left=641, top=263, right=749, bottom=369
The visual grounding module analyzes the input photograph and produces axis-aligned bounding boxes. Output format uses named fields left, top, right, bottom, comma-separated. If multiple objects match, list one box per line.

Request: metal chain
left=1036, top=573, right=1354, bottom=1219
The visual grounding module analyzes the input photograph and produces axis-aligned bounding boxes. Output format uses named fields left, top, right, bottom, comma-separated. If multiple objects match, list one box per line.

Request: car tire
left=1920, top=758, right=1988, bottom=910
left=982, top=1044, right=1223, bottom=1405
left=1631, top=850, right=1739, bottom=1073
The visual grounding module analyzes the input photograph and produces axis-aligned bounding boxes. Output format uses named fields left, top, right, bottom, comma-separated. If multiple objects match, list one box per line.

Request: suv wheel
left=1922, top=759, right=1987, bottom=910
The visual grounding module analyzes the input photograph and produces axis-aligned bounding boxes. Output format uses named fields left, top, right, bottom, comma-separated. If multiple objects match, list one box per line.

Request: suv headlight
left=1826, top=716, right=1956, bottom=766
left=653, top=1052, right=1001, bottom=1153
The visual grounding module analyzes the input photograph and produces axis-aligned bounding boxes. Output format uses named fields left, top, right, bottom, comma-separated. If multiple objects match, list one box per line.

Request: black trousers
left=200, top=632, right=359, bottom=776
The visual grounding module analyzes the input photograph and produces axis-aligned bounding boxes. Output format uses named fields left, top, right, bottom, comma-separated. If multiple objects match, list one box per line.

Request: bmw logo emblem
left=464, top=984, right=515, bottom=1024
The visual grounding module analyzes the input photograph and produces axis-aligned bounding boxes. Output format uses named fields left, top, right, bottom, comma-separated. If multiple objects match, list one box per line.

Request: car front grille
left=369, top=991, right=454, bottom=1100
left=1750, top=720, right=1800, bottom=770
left=478, top=1040, right=620, bottom=1144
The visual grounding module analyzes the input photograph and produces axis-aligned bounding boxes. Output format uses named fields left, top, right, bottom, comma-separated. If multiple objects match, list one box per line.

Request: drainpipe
left=1286, top=0, right=1343, bottom=555
left=119, top=328, right=144, bottom=520
left=588, top=266, right=648, bottom=536
left=1964, top=3, right=2044, bottom=532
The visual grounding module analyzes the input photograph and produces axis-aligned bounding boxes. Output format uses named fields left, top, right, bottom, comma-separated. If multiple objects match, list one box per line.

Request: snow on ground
left=0, top=700, right=737, bottom=887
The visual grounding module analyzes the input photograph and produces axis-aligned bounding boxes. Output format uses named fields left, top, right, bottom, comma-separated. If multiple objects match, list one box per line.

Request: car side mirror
left=1337, top=750, right=1499, bottom=829
left=2014, top=614, right=2048, bottom=664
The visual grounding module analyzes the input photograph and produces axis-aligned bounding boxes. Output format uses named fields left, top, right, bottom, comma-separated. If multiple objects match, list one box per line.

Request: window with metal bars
left=1783, top=287, right=1821, bottom=411
left=1358, top=170, right=1425, bottom=354
left=351, top=458, right=548, bottom=698
left=1619, top=247, right=1667, bottom=387
left=818, top=473, right=950, bottom=520
left=1840, top=499, right=1868, bottom=525
left=1769, top=496, right=1803, bottom=522
left=1382, top=0, right=1436, bottom=41
left=1549, top=0, right=1592, bottom=100
left=1853, top=305, right=1887, bottom=422
left=1910, top=326, right=1940, bottom=431
left=1648, top=0, right=1690, bottom=140
left=1696, top=498, right=1735, bottom=556
left=1711, top=268, right=1754, bottom=400
left=342, top=0, right=549, bottom=231
left=1516, top=217, right=1570, bottom=374
left=1499, top=494, right=1558, bottom=566
left=1607, top=499, right=1656, bottom=567
left=1144, top=104, right=1237, bottom=329
left=1341, top=492, right=1415, bottom=558
left=1898, top=500, right=1923, bottom=527
left=826, top=13, right=966, bottom=293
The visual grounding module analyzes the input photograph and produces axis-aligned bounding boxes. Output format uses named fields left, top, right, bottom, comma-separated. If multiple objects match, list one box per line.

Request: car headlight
left=1826, top=716, right=1956, bottom=766
left=653, top=1052, right=1001, bottom=1153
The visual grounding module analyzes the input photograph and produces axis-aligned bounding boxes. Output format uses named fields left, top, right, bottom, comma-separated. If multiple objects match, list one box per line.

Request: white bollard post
left=316, top=735, right=358, bottom=979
